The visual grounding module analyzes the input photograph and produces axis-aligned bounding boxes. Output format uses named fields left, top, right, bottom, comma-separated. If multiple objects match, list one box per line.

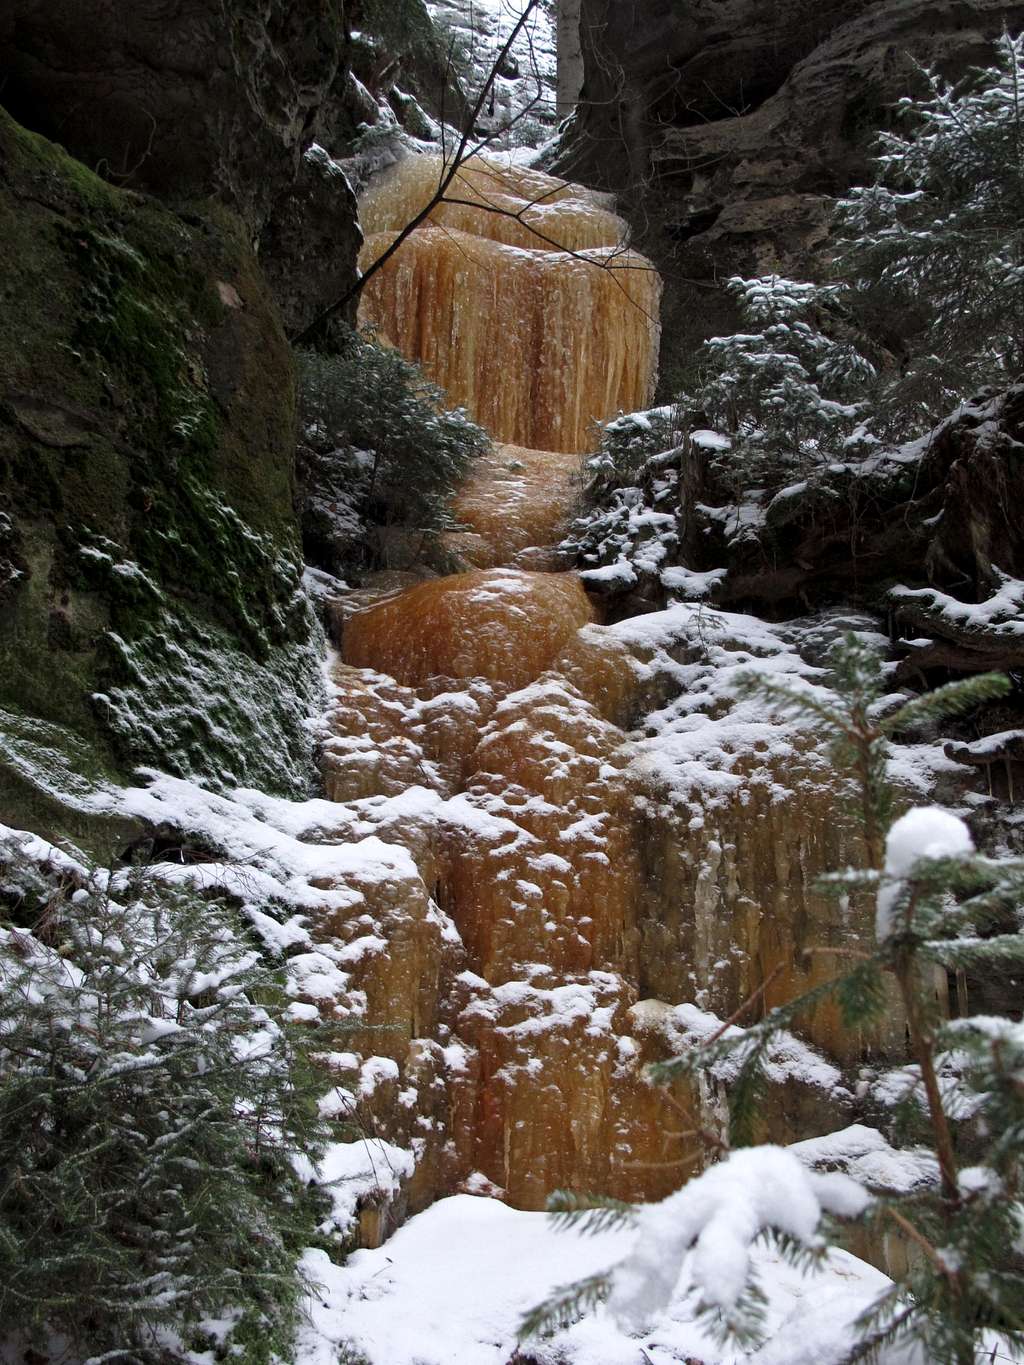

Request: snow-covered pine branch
left=0, top=830, right=340, bottom=1362
left=838, top=30, right=1024, bottom=423
left=698, top=274, right=877, bottom=468
left=524, top=1147, right=868, bottom=1346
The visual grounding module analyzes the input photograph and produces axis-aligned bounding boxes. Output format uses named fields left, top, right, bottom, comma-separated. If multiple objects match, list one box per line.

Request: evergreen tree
left=838, top=31, right=1024, bottom=425
left=697, top=274, right=877, bottom=474
left=0, top=839, right=337, bottom=1362
left=296, top=330, right=489, bottom=574
left=523, top=638, right=1024, bottom=1365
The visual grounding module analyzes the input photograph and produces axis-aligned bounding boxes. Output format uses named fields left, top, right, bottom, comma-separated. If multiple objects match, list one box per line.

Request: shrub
left=295, top=331, right=489, bottom=575
left=838, top=31, right=1024, bottom=427
left=697, top=275, right=877, bottom=473
left=0, top=832, right=335, bottom=1363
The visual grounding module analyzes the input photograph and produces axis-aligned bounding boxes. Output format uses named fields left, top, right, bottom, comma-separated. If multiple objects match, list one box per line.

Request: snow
left=890, top=569, right=1024, bottom=637
left=580, top=559, right=639, bottom=588
left=295, top=1138, right=416, bottom=1242
left=660, top=564, right=727, bottom=599
left=303, top=564, right=351, bottom=605
left=425, top=0, right=557, bottom=145
left=691, top=429, right=733, bottom=451
left=608, top=1147, right=868, bottom=1327
left=636, top=1000, right=844, bottom=1094
left=876, top=806, right=974, bottom=940
left=947, top=726, right=1024, bottom=758
left=584, top=602, right=835, bottom=816
left=790, top=1124, right=939, bottom=1195
left=297, top=1192, right=893, bottom=1365
left=298, top=1196, right=631, bottom=1365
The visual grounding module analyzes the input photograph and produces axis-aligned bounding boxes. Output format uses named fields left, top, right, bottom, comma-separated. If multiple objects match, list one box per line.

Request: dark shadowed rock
left=0, top=0, right=347, bottom=232
left=554, top=0, right=1024, bottom=392
left=723, top=387, right=1024, bottom=627
left=258, top=146, right=364, bottom=339
left=0, top=0, right=365, bottom=332
left=573, top=387, right=1024, bottom=642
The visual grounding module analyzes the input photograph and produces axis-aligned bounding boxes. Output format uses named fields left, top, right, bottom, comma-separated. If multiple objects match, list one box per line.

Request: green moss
left=0, top=526, right=106, bottom=737
left=0, top=704, right=142, bottom=859
left=93, top=606, right=325, bottom=795
left=131, top=477, right=306, bottom=656
left=61, top=223, right=223, bottom=463
left=0, top=105, right=122, bottom=213
left=0, top=107, right=322, bottom=809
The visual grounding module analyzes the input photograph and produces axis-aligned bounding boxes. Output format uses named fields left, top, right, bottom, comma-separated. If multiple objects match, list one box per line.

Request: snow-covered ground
left=427, top=0, right=558, bottom=142
left=297, top=1192, right=898, bottom=1365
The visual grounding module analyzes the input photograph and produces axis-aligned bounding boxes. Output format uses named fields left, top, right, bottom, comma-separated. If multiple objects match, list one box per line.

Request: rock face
left=0, top=106, right=324, bottom=835
left=553, top=0, right=1024, bottom=391
left=0, top=0, right=466, bottom=828
left=0, top=0, right=345, bottom=231
left=0, top=0, right=364, bottom=336
left=571, top=387, right=1024, bottom=679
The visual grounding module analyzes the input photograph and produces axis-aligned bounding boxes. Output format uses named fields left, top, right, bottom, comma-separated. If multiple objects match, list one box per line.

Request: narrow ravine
left=298, top=157, right=878, bottom=1226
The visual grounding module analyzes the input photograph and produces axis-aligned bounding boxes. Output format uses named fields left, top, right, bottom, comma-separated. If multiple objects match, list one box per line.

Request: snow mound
left=297, top=1192, right=893, bottom=1365
left=876, top=806, right=974, bottom=940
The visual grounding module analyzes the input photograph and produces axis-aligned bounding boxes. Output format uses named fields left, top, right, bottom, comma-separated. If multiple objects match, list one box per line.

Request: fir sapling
left=0, top=831, right=343, bottom=1363
left=295, top=329, right=489, bottom=576
left=697, top=275, right=877, bottom=473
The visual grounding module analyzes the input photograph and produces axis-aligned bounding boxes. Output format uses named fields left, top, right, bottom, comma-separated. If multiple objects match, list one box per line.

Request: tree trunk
left=556, top=0, right=583, bottom=121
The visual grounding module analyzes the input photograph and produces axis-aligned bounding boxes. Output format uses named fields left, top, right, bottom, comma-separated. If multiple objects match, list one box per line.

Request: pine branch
left=884, top=673, right=1011, bottom=736
left=734, top=670, right=845, bottom=731
left=841, top=1294, right=919, bottom=1365
left=547, top=1190, right=638, bottom=1235
left=923, top=933, right=1024, bottom=970
left=517, top=1270, right=612, bottom=1339
left=835, top=956, right=889, bottom=1030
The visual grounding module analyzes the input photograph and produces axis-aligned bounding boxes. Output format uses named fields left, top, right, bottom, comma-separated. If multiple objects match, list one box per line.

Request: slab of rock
left=0, top=0, right=363, bottom=333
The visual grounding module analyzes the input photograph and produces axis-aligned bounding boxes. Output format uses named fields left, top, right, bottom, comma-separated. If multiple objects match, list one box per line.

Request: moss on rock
left=0, top=105, right=324, bottom=816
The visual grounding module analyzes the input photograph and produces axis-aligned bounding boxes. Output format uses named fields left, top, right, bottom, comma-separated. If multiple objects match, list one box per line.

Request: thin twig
left=703, top=962, right=785, bottom=1047
left=294, top=0, right=544, bottom=344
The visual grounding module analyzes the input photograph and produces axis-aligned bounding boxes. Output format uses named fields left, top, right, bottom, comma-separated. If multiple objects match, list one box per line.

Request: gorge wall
left=0, top=104, right=325, bottom=846
left=553, top=0, right=1024, bottom=393
left=2, top=0, right=1018, bottom=1306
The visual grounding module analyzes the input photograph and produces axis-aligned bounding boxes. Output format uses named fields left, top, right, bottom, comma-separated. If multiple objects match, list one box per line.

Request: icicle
left=358, top=153, right=625, bottom=253
left=358, top=225, right=661, bottom=452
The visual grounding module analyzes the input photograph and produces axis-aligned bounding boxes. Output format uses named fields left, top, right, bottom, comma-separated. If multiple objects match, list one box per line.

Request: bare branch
left=294, top=0, right=545, bottom=346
